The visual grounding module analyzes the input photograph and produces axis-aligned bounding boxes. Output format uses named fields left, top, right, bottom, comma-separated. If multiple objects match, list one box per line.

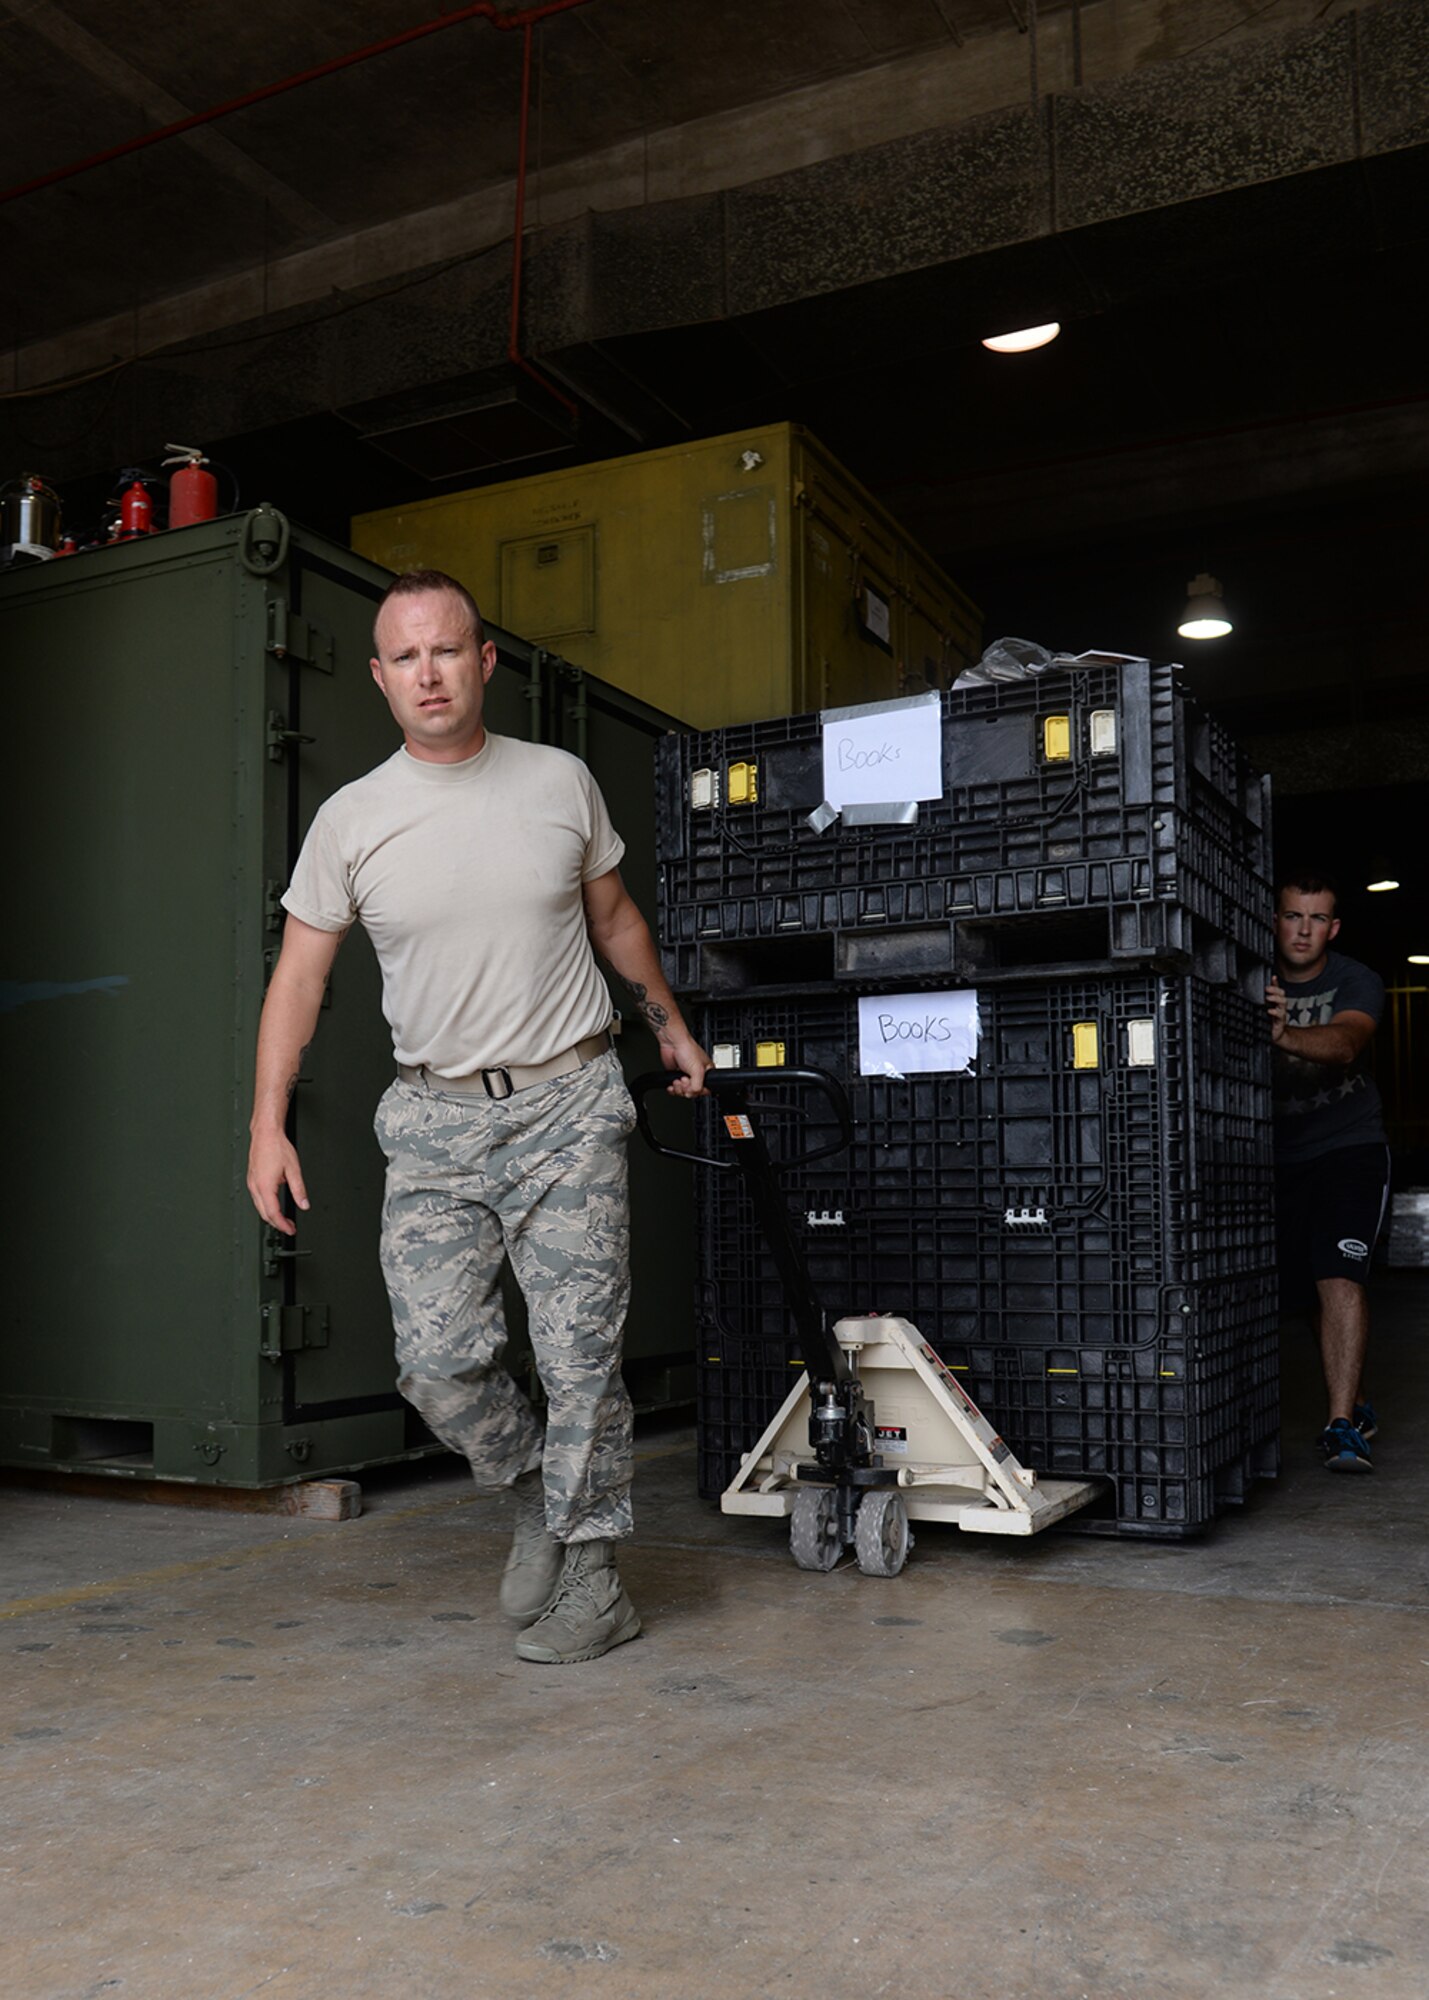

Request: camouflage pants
left=372, top=1049, right=637, bottom=1542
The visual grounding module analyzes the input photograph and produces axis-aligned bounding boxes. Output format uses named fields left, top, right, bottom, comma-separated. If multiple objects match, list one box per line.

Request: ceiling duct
left=336, top=370, right=578, bottom=481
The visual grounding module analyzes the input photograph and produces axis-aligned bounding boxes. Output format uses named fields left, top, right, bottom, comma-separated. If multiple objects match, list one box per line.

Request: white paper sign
left=858, top=991, right=979, bottom=1078
left=821, top=692, right=943, bottom=810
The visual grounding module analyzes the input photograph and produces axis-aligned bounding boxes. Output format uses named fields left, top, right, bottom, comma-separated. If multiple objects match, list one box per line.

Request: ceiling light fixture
left=1409, top=954, right=1429, bottom=966
left=1365, top=856, right=1399, bottom=892
left=981, top=322, right=1061, bottom=353
left=1177, top=572, right=1232, bottom=640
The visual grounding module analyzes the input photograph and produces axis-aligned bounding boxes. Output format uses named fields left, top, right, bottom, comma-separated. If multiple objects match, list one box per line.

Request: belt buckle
left=481, top=1066, right=514, bottom=1101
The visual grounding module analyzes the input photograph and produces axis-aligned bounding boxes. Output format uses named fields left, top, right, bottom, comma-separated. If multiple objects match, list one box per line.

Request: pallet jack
left=633, top=1065, right=1101, bottom=1575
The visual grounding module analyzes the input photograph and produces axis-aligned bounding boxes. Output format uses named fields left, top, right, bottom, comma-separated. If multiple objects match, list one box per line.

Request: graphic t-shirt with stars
left=1272, top=948, right=1386, bottom=1166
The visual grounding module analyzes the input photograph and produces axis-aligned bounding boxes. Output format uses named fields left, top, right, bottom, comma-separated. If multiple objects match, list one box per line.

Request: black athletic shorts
left=1275, top=1141, right=1392, bottom=1304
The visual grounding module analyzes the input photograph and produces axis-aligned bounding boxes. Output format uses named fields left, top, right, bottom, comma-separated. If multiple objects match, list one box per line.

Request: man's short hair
left=1276, top=867, right=1338, bottom=910
left=373, top=569, right=485, bottom=651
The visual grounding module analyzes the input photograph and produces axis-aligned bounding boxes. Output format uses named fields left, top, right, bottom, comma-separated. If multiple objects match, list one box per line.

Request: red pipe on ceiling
left=4, top=0, right=591, bottom=423
left=0, top=0, right=593, bottom=206
left=507, top=20, right=579, bottom=421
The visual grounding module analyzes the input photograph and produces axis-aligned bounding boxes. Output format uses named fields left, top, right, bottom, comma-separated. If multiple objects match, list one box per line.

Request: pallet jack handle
left=629, top=1065, right=854, bottom=1172
left=631, top=1065, right=856, bottom=1387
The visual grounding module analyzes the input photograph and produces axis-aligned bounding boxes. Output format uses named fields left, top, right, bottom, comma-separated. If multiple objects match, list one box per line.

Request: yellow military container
left=351, top=422, right=981, bottom=729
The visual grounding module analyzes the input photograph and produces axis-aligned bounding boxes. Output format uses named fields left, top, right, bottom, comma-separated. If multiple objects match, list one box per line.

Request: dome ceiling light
left=1177, top=573, right=1233, bottom=641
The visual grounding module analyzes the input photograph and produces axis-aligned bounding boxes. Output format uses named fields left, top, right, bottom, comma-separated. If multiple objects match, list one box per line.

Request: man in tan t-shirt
left=247, top=568, right=708, bottom=1664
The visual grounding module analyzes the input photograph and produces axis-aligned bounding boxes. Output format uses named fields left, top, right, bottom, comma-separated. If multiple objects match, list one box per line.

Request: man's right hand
left=246, top=914, right=344, bottom=1236
left=246, top=1126, right=310, bottom=1236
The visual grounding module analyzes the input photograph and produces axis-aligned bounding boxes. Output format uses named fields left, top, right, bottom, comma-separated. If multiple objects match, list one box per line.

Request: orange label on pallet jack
left=723, top=1113, right=755, bottom=1140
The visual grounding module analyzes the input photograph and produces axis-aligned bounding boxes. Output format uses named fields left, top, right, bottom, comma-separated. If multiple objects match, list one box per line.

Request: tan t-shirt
left=281, top=733, right=625, bottom=1075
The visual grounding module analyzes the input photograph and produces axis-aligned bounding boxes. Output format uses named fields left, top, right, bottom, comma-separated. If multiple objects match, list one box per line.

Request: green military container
left=0, top=510, right=693, bottom=1486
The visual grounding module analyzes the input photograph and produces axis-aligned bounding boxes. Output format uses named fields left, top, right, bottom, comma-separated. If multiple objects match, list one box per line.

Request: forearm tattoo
left=623, top=980, right=671, bottom=1037
left=285, top=1042, right=312, bottom=1103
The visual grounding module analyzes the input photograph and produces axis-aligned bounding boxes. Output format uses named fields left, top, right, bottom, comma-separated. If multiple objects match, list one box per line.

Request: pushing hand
left=1265, top=975, right=1288, bottom=1043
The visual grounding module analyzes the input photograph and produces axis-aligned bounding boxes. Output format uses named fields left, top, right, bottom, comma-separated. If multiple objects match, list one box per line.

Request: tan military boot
left=498, top=1468, right=564, bottom=1625
left=514, top=1539, right=642, bottom=1664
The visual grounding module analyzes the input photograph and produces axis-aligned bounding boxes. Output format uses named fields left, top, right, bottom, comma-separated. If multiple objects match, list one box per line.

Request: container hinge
left=266, top=599, right=335, bottom=672
left=264, top=880, right=287, bottom=932
left=260, top=1302, right=331, bottom=1360
left=1004, top=1206, right=1050, bottom=1229
left=267, top=709, right=317, bottom=761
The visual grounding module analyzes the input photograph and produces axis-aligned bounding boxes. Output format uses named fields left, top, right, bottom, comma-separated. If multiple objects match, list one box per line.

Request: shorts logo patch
left=1337, top=1237, right=1369, bottom=1260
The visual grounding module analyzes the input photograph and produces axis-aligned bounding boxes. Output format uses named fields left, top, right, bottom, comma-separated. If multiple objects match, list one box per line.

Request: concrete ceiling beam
left=7, top=1, right=1422, bottom=395
left=4, top=0, right=1427, bottom=509
left=0, top=0, right=337, bottom=240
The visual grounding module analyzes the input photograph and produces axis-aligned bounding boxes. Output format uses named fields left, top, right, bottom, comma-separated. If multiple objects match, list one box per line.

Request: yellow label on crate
left=755, top=1041, right=786, bottom=1067
left=1071, top=1021, right=1099, bottom=1069
left=1043, top=715, right=1072, bottom=761
left=727, top=760, right=758, bottom=804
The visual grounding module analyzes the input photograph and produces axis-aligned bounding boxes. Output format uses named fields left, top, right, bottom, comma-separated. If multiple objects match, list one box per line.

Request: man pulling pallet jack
left=634, top=1066, right=1100, bottom=1574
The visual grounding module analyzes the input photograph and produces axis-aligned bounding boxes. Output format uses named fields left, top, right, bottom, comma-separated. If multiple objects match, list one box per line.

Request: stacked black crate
left=657, top=660, right=1277, bottom=1536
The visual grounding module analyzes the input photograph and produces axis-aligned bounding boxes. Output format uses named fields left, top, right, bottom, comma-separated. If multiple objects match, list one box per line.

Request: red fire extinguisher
left=164, top=444, right=219, bottom=529
left=115, top=472, right=156, bottom=539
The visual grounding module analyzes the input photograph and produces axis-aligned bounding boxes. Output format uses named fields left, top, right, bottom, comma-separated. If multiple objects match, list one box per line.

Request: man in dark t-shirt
left=1267, top=870, right=1391, bottom=1473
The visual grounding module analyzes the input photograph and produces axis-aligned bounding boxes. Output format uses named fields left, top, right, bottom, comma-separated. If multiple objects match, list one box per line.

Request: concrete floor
left=6, top=1275, right=1429, bottom=2000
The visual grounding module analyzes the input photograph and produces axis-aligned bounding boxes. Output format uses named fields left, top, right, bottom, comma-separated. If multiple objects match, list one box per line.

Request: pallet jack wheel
left=789, top=1485, right=842, bottom=1571
left=854, top=1488, right=911, bottom=1577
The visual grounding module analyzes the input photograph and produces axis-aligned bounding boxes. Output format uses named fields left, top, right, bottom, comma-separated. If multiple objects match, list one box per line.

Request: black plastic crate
left=694, top=1322, right=809, bottom=1510
left=658, top=660, right=1272, bottom=992
left=695, top=1275, right=1279, bottom=1537
left=697, top=973, right=1275, bottom=1312
left=690, top=973, right=1278, bottom=1534
left=948, top=1271, right=1280, bottom=1535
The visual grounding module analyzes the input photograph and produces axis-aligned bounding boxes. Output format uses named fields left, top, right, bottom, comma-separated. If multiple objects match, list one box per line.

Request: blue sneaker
left=1309, top=1402, right=1377, bottom=1449
left=1321, top=1418, right=1373, bottom=1473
